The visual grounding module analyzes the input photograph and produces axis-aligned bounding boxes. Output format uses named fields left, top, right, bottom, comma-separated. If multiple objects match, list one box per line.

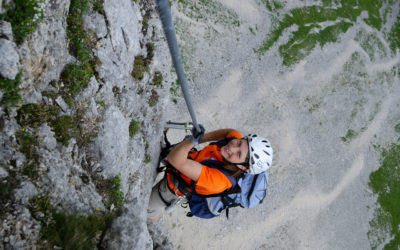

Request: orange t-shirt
left=168, top=131, right=243, bottom=196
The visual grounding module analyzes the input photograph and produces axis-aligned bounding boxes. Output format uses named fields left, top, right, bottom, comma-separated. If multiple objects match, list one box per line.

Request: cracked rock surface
left=1, top=0, right=176, bottom=248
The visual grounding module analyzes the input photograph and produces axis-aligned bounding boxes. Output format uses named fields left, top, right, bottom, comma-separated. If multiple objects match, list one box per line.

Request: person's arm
left=201, top=128, right=237, bottom=143
left=167, top=128, right=237, bottom=181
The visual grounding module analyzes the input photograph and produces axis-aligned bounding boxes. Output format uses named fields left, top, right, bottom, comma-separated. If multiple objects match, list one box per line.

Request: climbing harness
left=156, top=0, right=201, bottom=134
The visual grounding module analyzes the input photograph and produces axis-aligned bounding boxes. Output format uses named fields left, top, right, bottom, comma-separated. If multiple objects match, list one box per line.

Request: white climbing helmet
left=246, top=134, right=273, bottom=174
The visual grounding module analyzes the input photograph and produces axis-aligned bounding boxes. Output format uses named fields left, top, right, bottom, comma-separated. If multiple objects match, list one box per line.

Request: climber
left=147, top=126, right=273, bottom=222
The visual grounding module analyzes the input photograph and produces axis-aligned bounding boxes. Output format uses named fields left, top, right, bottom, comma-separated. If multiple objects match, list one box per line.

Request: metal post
left=156, top=0, right=201, bottom=133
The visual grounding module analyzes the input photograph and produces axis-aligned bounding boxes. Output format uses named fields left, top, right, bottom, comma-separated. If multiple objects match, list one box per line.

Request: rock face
left=0, top=0, right=175, bottom=248
left=0, top=37, right=19, bottom=80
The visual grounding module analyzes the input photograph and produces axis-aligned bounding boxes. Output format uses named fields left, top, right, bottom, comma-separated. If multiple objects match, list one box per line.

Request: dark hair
left=223, top=163, right=245, bottom=178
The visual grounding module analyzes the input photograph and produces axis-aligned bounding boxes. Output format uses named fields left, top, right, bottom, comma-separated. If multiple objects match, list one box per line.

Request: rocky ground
left=159, top=1, right=400, bottom=250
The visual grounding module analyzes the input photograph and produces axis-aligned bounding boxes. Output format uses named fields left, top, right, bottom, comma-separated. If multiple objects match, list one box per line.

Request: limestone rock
left=0, top=166, right=8, bottom=178
left=96, top=0, right=141, bottom=85
left=13, top=181, right=38, bottom=206
left=0, top=21, right=13, bottom=41
left=83, top=12, right=108, bottom=38
left=0, top=206, right=41, bottom=249
left=55, top=96, right=71, bottom=113
left=0, top=38, right=19, bottom=79
left=40, top=140, right=106, bottom=214
left=0, top=0, right=173, bottom=248
left=101, top=204, right=153, bottom=250
left=92, top=106, right=132, bottom=180
left=18, top=0, right=72, bottom=103
left=147, top=222, right=176, bottom=250
left=38, top=124, right=57, bottom=151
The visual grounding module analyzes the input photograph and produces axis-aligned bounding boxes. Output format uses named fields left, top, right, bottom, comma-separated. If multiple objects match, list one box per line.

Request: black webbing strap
left=247, top=174, right=259, bottom=201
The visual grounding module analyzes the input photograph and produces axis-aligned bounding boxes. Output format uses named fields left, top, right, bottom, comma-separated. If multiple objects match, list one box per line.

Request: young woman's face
left=221, top=139, right=249, bottom=165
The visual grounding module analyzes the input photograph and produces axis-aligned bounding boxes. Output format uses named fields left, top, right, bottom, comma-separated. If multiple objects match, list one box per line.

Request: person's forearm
left=167, top=128, right=235, bottom=168
left=167, top=138, right=194, bottom=168
left=201, top=128, right=236, bottom=143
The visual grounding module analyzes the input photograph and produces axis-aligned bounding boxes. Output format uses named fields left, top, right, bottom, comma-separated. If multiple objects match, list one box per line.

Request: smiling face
left=220, top=138, right=249, bottom=166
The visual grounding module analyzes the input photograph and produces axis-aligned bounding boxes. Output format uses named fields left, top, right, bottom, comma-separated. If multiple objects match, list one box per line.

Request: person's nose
left=231, top=144, right=239, bottom=153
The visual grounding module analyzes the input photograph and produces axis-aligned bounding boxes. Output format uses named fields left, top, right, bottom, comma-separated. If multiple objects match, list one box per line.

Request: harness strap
left=247, top=174, right=259, bottom=201
left=165, top=164, right=240, bottom=199
left=165, top=168, right=193, bottom=198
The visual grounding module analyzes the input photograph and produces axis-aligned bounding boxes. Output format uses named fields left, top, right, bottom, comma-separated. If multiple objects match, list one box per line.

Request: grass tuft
left=108, top=175, right=125, bottom=210
left=61, top=0, right=104, bottom=99
left=16, top=130, right=39, bottom=178
left=169, top=79, right=181, bottom=104
left=16, top=103, right=59, bottom=127
left=67, top=0, right=93, bottom=64
left=28, top=175, right=123, bottom=248
left=257, top=0, right=388, bottom=66
left=29, top=195, right=114, bottom=249
left=16, top=103, right=79, bottom=146
left=387, top=12, right=400, bottom=54
left=395, top=123, right=400, bottom=133
left=132, top=56, right=149, bottom=81
left=152, top=71, right=163, bottom=87
left=60, top=63, right=93, bottom=97
left=1, top=0, right=44, bottom=45
left=129, top=120, right=140, bottom=138
left=341, top=129, right=357, bottom=143
left=0, top=73, right=22, bottom=112
left=131, top=43, right=155, bottom=81
left=368, top=142, right=400, bottom=249
left=148, top=90, right=159, bottom=107
left=50, top=116, right=80, bottom=146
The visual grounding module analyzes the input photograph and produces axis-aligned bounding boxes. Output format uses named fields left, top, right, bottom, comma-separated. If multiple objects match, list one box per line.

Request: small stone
left=0, top=21, right=13, bottom=40
left=55, top=96, right=70, bottom=113
left=0, top=166, right=8, bottom=178
left=39, top=163, right=48, bottom=172
left=14, top=241, right=25, bottom=248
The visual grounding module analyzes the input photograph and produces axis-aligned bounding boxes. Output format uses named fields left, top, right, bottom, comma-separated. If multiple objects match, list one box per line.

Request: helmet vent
left=263, top=150, right=270, bottom=156
left=254, top=153, right=259, bottom=159
left=251, top=157, right=255, bottom=165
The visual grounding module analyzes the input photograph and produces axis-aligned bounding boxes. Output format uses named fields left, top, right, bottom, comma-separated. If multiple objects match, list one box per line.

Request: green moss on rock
left=1, top=0, right=44, bottom=45
left=0, top=73, right=22, bottom=111
left=368, top=142, right=400, bottom=249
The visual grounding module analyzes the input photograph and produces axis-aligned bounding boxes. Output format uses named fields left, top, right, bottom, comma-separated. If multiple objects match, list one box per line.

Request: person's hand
left=190, top=124, right=205, bottom=145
